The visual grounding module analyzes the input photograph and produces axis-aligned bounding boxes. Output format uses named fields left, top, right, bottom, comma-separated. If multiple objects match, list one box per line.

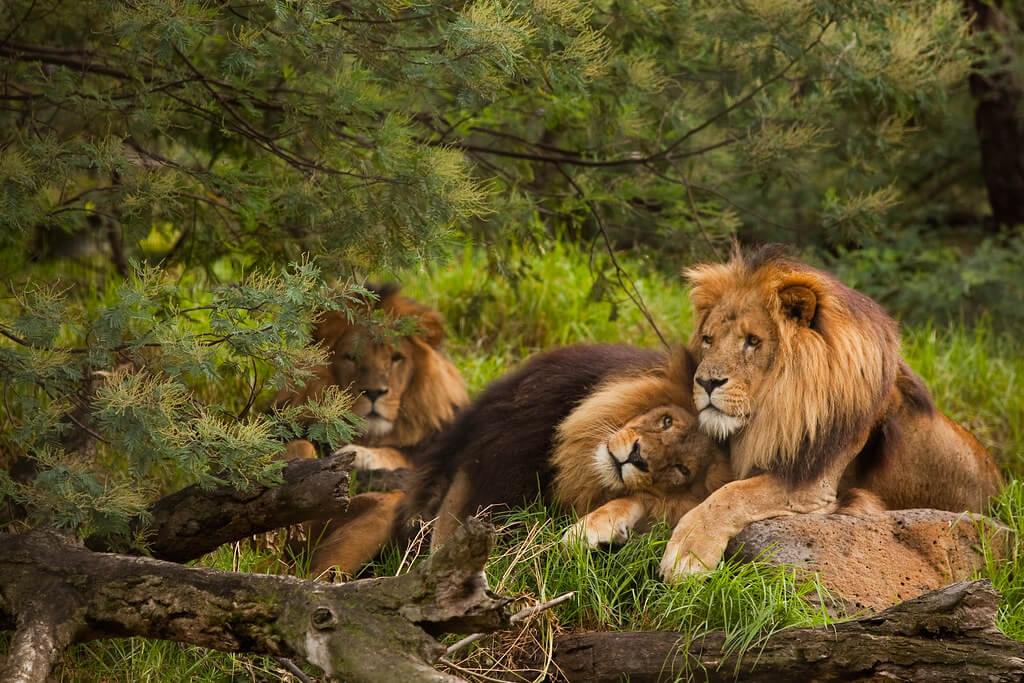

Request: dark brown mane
left=394, top=344, right=670, bottom=537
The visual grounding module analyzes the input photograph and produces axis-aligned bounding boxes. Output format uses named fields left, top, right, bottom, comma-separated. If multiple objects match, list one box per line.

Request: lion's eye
left=701, top=335, right=713, bottom=347
left=745, top=334, right=761, bottom=349
left=391, top=352, right=404, bottom=363
left=673, top=464, right=691, bottom=478
left=661, top=414, right=673, bottom=430
left=342, top=353, right=357, bottom=362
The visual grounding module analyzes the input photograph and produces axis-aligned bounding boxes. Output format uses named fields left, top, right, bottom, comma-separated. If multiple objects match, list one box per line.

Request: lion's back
left=401, top=344, right=667, bottom=524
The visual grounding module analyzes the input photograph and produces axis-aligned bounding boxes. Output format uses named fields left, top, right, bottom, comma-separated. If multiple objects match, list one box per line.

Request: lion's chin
left=698, top=408, right=745, bottom=441
left=363, top=416, right=394, bottom=437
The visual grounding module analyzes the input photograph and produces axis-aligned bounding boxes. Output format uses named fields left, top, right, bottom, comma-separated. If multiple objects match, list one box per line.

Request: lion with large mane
left=659, top=245, right=1004, bottom=580
left=307, top=344, right=729, bottom=576
left=274, top=283, right=469, bottom=470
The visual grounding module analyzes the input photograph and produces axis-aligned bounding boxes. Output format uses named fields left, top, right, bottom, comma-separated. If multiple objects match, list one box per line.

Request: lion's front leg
left=336, top=445, right=411, bottom=471
left=659, top=474, right=837, bottom=581
left=562, top=496, right=648, bottom=548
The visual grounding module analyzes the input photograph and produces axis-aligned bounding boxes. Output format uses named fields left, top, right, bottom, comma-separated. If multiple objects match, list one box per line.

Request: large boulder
left=726, top=509, right=1011, bottom=613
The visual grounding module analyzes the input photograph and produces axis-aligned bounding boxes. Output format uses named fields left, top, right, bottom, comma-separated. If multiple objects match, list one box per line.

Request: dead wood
left=552, top=580, right=1024, bottom=682
left=1, top=518, right=508, bottom=683
left=86, top=450, right=353, bottom=562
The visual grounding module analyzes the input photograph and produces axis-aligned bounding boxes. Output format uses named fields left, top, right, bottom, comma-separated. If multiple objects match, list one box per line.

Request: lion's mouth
left=364, top=415, right=394, bottom=437
left=698, top=407, right=745, bottom=441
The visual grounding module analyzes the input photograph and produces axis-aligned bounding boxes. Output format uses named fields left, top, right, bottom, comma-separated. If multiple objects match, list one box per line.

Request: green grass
left=41, top=239, right=1024, bottom=680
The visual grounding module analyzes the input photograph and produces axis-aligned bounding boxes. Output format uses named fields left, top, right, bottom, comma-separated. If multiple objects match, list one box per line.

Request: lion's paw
left=659, top=538, right=718, bottom=581
left=334, top=445, right=378, bottom=470
left=658, top=512, right=728, bottom=582
left=562, top=513, right=632, bottom=549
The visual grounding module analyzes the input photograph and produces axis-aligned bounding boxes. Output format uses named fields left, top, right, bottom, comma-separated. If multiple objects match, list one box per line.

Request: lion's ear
left=778, top=285, right=817, bottom=327
left=417, top=309, right=446, bottom=348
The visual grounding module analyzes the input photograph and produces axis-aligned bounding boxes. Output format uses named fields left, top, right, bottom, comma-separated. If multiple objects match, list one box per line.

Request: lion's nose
left=362, top=388, right=389, bottom=402
left=696, top=377, right=727, bottom=396
left=625, top=440, right=649, bottom=472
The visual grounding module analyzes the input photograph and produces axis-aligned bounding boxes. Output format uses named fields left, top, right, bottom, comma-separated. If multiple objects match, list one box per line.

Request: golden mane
left=551, top=350, right=693, bottom=513
left=388, top=332, right=467, bottom=447
left=685, top=246, right=901, bottom=483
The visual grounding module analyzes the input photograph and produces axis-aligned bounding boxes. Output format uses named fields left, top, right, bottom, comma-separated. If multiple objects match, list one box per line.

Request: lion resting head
left=594, top=404, right=722, bottom=497
left=552, top=351, right=726, bottom=514
left=560, top=399, right=732, bottom=549
left=275, top=284, right=468, bottom=448
left=685, top=246, right=901, bottom=484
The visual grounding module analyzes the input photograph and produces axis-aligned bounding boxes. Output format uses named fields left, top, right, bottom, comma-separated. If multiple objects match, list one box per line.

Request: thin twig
left=649, top=20, right=834, bottom=162
left=444, top=591, right=576, bottom=657
left=276, top=657, right=313, bottom=683
left=555, top=165, right=670, bottom=349
left=64, top=410, right=110, bottom=445
left=0, top=325, right=31, bottom=348
left=432, top=23, right=830, bottom=171
left=677, top=170, right=726, bottom=259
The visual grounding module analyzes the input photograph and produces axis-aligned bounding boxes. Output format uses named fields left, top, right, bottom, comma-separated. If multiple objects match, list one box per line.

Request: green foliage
left=0, top=262, right=364, bottom=539
left=984, top=480, right=1024, bottom=641
left=0, top=0, right=993, bottom=275
left=829, top=228, right=1024, bottom=329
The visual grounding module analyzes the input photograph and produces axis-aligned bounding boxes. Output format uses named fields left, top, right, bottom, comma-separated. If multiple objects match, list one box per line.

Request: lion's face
left=691, top=284, right=817, bottom=441
left=331, top=330, right=418, bottom=438
left=593, top=404, right=719, bottom=495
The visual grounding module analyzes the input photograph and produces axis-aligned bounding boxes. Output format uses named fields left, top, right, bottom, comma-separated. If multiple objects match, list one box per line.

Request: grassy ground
left=53, top=241, right=1024, bottom=681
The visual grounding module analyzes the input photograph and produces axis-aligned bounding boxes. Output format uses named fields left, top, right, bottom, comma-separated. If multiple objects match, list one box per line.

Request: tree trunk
left=86, top=450, right=353, bottom=562
left=966, top=0, right=1024, bottom=226
left=1, top=520, right=508, bottom=683
left=552, top=580, right=1024, bottom=682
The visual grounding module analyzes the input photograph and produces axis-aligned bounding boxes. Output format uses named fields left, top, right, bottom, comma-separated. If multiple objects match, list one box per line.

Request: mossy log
left=0, top=519, right=508, bottom=683
left=86, top=450, right=354, bottom=562
left=553, top=580, right=1024, bottom=682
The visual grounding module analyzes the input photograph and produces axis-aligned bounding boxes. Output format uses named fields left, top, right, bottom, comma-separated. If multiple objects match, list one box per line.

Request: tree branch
left=552, top=581, right=1024, bottom=682
left=555, top=165, right=669, bottom=349
left=86, top=450, right=354, bottom=563
left=2, top=521, right=510, bottom=683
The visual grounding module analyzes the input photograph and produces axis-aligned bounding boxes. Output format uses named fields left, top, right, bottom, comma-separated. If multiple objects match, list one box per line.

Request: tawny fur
left=685, top=245, right=1002, bottom=510
left=552, top=360, right=691, bottom=514
left=552, top=352, right=727, bottom=516
left=562, top=403, right=732, bottom=548
left=273, top=285, right=468, bottom=451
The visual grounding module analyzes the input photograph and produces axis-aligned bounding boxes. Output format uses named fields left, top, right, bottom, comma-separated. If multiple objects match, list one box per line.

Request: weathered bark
left=553, top=580, right=1024, bottom=682
left=966, top=0, right=1024, bottom=226
left=2, top=585, right=84, bottom=683
left=1, top=519, right=508, bottom=683
left=86, top=450, right=353, bottom=562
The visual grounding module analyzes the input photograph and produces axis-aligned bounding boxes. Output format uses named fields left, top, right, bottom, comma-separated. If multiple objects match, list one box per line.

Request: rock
left=726, top=509, right=1012, bottom=613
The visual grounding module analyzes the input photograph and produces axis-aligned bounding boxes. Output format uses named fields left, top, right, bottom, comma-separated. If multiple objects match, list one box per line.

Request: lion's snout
left=608, top=430, right=649, bottom=473
left=695, top=376, right=727, bottom=396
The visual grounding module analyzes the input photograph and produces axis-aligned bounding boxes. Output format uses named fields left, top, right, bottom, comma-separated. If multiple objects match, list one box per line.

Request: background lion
left=274, top=283, right=469, bottom=470
left=660, top=245, right=1005, bottom=580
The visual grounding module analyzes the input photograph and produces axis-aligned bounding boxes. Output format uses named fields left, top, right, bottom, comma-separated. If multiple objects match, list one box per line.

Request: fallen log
left=1, top=519, right=508, bottom=683
left=86, top=450, right=353, bottom=562
left=553, top=580, right=1024, bottom=682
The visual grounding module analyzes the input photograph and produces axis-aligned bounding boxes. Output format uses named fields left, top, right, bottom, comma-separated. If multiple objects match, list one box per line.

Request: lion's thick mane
left=551, top=353, right=693, bottom=513
left=686, top=247, right=902, bottom=484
